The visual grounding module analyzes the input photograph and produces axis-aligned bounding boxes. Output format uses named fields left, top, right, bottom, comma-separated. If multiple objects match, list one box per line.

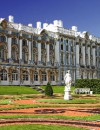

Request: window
left=72, top=55, right=74, bottom=65
left=66, top=54, right=69, bottom=65
left=0, top=36, right=6, bottom=42
left=50, top=44, right=53, bottom=50
left=34, top=71, right=38, bottom=81
left=0, top=45, right=4, bottom=59
left=0, top=69, right=7, bottom=80
left=33, top=53, right=37, bottom=64
left=61, top=38, right=63, bottom=42
left=50, top=72, right=55, bottom=81
left=33, top=41, right=37, bottom=48
left=12, top=38, right=17, bottom=44
left=22, top=39, right=27, bottom=46
left=71, top=46, right=73, bottom=52
left=12, top=70, right=18, bottom=81
left=42, top=72, right=47, bottom=81
left=41, top=43, right=45, bottom=49
left=23, top=71, right=28, bottom=81
left=11, top=47, right=17, bottom=60
left=66, top=39, right=68, bottom=43
left=22, top=48, right=28, bottom=63
left=66, top=45, right=68, bottom=51
left=61, top=53, right=63, bottom=64
left=61, top=44, right=63, bottom=50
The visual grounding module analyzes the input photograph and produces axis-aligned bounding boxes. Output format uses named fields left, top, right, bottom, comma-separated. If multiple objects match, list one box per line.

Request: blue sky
left=1, top=0, right=100, bottom=37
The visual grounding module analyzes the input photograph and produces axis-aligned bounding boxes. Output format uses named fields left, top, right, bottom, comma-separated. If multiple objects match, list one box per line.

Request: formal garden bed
left=0, top=85, right=100, bottom=130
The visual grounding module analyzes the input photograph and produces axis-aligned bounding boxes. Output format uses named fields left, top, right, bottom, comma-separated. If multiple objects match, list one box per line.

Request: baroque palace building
left=0, top=15, right=100, bottom=86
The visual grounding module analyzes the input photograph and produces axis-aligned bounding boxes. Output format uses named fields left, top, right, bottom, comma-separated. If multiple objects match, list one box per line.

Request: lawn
left=0, top=124, right=87, bottom=130
left=41, top=86, right=75, bottom=94
left=37, top=98, right=100, bottom=104
left=0, top=86, right=39, bottom=95
left=0, top=85, right=75, bottom=95
left=0, top=99, right=11, bottom=105
left=0, top=114, right=100, bottom=121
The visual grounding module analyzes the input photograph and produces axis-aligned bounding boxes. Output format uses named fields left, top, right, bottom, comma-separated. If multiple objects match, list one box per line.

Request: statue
left=64, top=70, right=71, bottom=91
left=64, top=70, right=72, bottom=100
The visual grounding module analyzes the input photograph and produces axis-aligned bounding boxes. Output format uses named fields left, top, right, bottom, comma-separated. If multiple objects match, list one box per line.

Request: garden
left=0, top=83, right=100, bottom=130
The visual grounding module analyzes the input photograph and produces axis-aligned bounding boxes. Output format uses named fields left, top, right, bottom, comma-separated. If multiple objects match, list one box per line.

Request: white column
left=19, top=33, right=22, bottom=60
left=38, top=42, right=41, bottom=63
left=55, top=40, right=60, bottom=63
left=76, top=44, right=79, bottom=65
left=92, top=46, right=96, bottom=66
left=68, top=40, right=71, bottom=65
left=82, top=45, right=85, bottom=65
left=8, top=31, right=12, bottom=59
left=47, top=44, right=50, bottom=63
left=28, top=41, right=31, bottom=61
left=87, top=46, right=90, bottom=65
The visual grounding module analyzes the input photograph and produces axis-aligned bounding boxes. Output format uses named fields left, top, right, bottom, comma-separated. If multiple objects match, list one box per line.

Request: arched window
left=33, top=41, right=37, bottom=48
left=23, top=71, right=28, bottom=81
left=50, top=44, right=53, bottom=50
left=0, top=45, right=5, bottom=59
left=50, top=72, right=55, bottom=81
left=22, top=48, right=28, bottom=63
left=12, top=38, right=17, bottom=44
left=41, top=43, right=45, bottom=49
left=11, top=47, right=17, bottom=60
left=42, top=72, right=47, bottom=81
left=0, top=69, right=7, bottom=80
left=61, top=38, right=63, bottom=42
left=61, top=44, right=63, bottom=50
left=22, top=39, right=27, bottom=46
left=0, top=36, right=6, bottom=42
left=12, top=70, right=18, bottom=81
left=34, top=71, right=38, bottom=81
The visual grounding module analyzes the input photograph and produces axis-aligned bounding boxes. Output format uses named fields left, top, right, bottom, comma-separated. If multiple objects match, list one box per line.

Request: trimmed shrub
left=45, top=82, right=53, bottom=96
left=75, top=79, right=100, bottom=94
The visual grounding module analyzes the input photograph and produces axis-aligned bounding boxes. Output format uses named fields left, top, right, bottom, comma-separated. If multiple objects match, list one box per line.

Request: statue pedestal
left=64, top=87, right=72, bottom=100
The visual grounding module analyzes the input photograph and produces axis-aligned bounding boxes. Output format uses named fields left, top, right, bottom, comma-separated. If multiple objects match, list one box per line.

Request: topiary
left=45, top=82, right=53, bottom=96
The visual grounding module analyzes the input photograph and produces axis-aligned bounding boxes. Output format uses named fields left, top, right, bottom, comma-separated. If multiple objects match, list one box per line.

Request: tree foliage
left=75, top=79, right=100, bottom=94
left=45, top=82, right=53, bottom=96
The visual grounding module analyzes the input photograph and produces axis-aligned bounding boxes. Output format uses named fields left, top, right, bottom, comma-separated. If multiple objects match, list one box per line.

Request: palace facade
left=0, top=15, right=100, bottom=86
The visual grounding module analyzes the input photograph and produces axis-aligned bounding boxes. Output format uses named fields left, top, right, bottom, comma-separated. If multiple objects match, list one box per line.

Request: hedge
left=75, top=79, right=100, bottom=94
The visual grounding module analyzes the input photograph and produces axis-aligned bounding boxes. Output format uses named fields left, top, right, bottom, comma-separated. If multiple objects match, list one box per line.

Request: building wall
left=0, top=18, right=100, bottom=86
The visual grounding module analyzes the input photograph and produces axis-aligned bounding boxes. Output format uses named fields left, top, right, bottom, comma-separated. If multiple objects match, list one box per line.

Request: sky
left=0, top=0, right=100, bottom=37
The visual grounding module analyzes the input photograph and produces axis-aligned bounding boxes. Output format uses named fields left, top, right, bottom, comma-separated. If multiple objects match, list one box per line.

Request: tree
left=45, top=82, right=53, bottom=96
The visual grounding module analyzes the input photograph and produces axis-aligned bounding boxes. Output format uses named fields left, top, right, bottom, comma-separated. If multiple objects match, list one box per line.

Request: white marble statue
left=64, top=70, right=71, bottom=91
left=64, top=70, right=72, bottom=100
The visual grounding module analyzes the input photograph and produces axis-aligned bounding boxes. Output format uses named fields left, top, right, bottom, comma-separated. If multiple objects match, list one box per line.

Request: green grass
left=41, top=86, right=76, bottom=94
left=0, top=124, right=87, bottom=130
left=0, top=86, right=39, bottom=95
left=0, top=114, right=99, bottom=121
left=0, top=99, right=11, bottom=105
left=37, top=98, right=99, bottom=104
left=41, top=86, right=65, bottom=94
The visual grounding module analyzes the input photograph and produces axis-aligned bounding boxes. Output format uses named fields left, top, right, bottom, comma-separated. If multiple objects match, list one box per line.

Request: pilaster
left=82, top=44, right=85, bottom=65
left=87, top=45, right=90, bottom=65
left=76, top=43, right=79, bottom=65
left=38, top=42, right=41, bottom=64
left=55, top=40, right=60, bottom=64
left=28, top=39, right=31, bottom=63
left=19, top=33, right=22, bottom=60
left=92, top=45, right=96, bottom=66
left=8, top=31, right=12, bottom=62
left=47, top=44, right=50, bottom=65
